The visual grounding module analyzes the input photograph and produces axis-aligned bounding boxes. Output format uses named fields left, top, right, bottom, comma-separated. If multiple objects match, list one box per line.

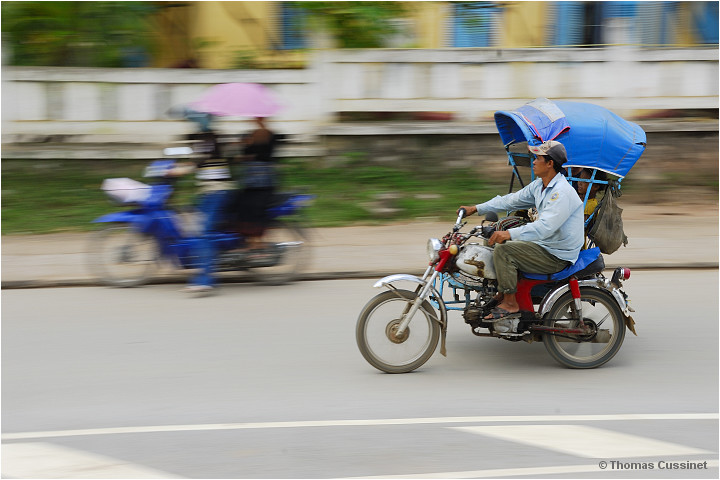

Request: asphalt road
left=2, top=271, right=718, bottom=478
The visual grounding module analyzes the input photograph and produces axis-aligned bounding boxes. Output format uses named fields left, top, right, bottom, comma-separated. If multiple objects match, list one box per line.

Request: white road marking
left=350, top=460, right=720, bottom=479
left=451, top=425, right=713, bottom=458
left=1, top=442, right=183, bottom=479
left=2, top=413, right=717, bottom=440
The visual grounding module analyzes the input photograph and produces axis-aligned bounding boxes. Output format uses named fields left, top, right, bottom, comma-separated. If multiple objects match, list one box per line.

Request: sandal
left=484, top=307, right=520, bottom=321
left=483, top=298, right=499, bottom=312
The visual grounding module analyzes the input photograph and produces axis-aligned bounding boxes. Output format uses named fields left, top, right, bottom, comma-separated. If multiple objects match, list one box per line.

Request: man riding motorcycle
left=458, top=140, right=583, bottom=332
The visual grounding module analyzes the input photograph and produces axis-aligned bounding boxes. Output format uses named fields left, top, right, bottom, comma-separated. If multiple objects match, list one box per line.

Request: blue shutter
left=694, top=1, right=719, bottom=44
left=280, top=2, right=306, bottom=50
left=452, top=2, right=499, bottom=47
left=553, top=2, right=584, bottom=46
left=603, top=1, right=685, bottom=45
left=604, top=1, right=638, bottom=18
left=601, top=1, right=639, bottom=44
left=659, top=2, right=679, bottom=45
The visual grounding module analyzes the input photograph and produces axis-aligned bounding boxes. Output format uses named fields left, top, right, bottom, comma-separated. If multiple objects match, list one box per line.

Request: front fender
left=92, top=209, right=182, bottom=241
left=373, top=273, right=427, bottom=289
left=538, top=279, right=630, bottom=317
left=373, top=273, right=450, bottom=357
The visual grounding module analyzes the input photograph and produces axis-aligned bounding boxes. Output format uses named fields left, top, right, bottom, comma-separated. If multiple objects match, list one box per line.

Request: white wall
left=2, top=47, right=717, bottom=146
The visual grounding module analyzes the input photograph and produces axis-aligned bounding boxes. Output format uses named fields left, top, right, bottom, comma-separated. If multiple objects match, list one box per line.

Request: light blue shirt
left=475, top=173, right=584, bottom=263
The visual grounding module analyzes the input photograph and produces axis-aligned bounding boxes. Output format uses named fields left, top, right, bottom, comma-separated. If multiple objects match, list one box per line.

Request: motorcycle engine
left=463, top=293, right=497, bottom=328
left=463, top=304, right=485, bottom=326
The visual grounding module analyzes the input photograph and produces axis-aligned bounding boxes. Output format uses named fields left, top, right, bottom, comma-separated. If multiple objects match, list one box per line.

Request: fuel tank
left=456, top=243, right=496, bottom=279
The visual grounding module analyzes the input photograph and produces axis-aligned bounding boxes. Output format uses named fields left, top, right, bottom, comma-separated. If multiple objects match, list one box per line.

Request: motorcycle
left=88, top=148, right=313, bottom=287
left=356, top=209, right=635, bottom=372
left=356, top=99, right=645, bottom=371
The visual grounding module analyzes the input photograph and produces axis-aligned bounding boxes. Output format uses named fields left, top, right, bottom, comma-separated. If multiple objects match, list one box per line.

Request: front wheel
left=543, top=287, right=626, bottom=369
left=87, top=224, right=159, bottom=287
left=356, top=289, right=440, bottom=374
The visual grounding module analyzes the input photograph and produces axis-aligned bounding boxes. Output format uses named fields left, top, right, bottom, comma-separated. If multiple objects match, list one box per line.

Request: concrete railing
left=1, top=67, right=316, bottom=143
left=2, top=47, right=717, bottom=153
left=320, top=47, right=719, bottom=117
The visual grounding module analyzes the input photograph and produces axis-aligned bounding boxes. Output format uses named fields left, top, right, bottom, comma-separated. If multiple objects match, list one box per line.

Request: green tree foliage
left=294, top=1, right=409, bottom=48
left=2, top=1, right=157, bottom=67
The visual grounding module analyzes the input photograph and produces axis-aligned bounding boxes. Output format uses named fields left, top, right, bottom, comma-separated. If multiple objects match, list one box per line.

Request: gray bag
left=587, top=183, right=628, bottom=254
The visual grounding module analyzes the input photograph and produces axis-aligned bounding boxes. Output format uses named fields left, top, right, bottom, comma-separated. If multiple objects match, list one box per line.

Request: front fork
left=394, top=267, right=439, bottom=337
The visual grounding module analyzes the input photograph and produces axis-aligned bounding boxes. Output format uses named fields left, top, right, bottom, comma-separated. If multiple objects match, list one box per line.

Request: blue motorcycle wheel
left=88, top=224, right=159, bottom=287
left=247, top=223, right=309, bottom=285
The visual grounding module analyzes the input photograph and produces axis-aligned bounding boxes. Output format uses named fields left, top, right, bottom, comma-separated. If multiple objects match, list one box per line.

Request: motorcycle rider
left=224, top=116, right=280, bottom=253
left=170, top=113, right=234, bottom=295
left=458, top=140, right=583, bottom=332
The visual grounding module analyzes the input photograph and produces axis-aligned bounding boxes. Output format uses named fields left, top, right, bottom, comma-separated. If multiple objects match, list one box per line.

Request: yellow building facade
left=152, top=1, right=714, bottom=69
left=152, top=1, right=555, bottom=69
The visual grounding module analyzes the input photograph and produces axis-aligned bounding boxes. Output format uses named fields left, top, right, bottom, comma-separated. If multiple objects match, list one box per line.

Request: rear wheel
left=87, top=225, right=159, bottom=287
left=356, top=289, right=440, bottom=373
left=248, top=223, right=310, bottom=285
left=543, top=287, right=626, bottom=368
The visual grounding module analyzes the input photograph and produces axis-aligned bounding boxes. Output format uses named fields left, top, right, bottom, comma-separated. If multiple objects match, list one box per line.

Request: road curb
left=2, top=263, right=717, bottom=290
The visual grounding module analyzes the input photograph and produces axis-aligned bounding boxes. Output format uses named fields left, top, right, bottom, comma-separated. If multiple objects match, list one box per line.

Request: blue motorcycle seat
left=522, top=247, right=601, bottom=281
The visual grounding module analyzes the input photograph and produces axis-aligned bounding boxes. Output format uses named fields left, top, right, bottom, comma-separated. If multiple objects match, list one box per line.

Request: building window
left=552, top=1, right=604, bottom=46
left=280, top=2, right=306, bottom=50
left=451, top=2, right=502, bottom=47
left=604, top=1, right=678, bottom=46
left=552, top=1, right=585, bottom=46
left=551, top=1, right=717, bottom=47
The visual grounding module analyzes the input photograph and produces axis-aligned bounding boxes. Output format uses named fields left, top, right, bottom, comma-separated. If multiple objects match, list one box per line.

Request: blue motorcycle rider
left=170, top=116, right=234, bottom=295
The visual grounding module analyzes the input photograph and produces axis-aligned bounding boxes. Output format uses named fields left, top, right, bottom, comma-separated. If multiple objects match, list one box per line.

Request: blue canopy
left=495, top=99, right=646, bottom=178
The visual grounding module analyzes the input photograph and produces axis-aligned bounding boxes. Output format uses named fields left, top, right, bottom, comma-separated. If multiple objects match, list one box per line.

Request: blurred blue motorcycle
left=88, top=149, right=313, bottom=287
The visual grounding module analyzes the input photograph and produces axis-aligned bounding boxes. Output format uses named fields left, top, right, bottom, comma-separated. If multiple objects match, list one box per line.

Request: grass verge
left=2, top=158, right=503, bottom=235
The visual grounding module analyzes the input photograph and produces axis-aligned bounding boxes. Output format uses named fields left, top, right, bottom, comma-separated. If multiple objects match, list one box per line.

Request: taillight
left=611, top=267, right=630, bottom=286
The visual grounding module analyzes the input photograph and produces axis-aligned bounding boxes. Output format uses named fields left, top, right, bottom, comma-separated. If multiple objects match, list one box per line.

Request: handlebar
left=453, top=209, right=500, bottom=240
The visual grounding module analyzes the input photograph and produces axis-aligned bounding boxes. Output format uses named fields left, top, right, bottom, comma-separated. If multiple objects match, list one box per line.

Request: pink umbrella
left=190, top=83, right=283, bottom=117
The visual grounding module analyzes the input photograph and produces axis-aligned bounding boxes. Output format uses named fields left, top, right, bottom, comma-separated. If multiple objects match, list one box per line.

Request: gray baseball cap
left=528, top=140, right=568, bottom=166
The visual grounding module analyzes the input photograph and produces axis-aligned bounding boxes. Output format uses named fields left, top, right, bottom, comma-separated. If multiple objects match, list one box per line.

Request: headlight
left=426, top=238, right=443, bottom=262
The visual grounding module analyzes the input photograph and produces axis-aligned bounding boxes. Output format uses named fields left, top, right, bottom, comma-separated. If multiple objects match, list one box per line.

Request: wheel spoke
left=595, top=312, right=611, bottom=328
